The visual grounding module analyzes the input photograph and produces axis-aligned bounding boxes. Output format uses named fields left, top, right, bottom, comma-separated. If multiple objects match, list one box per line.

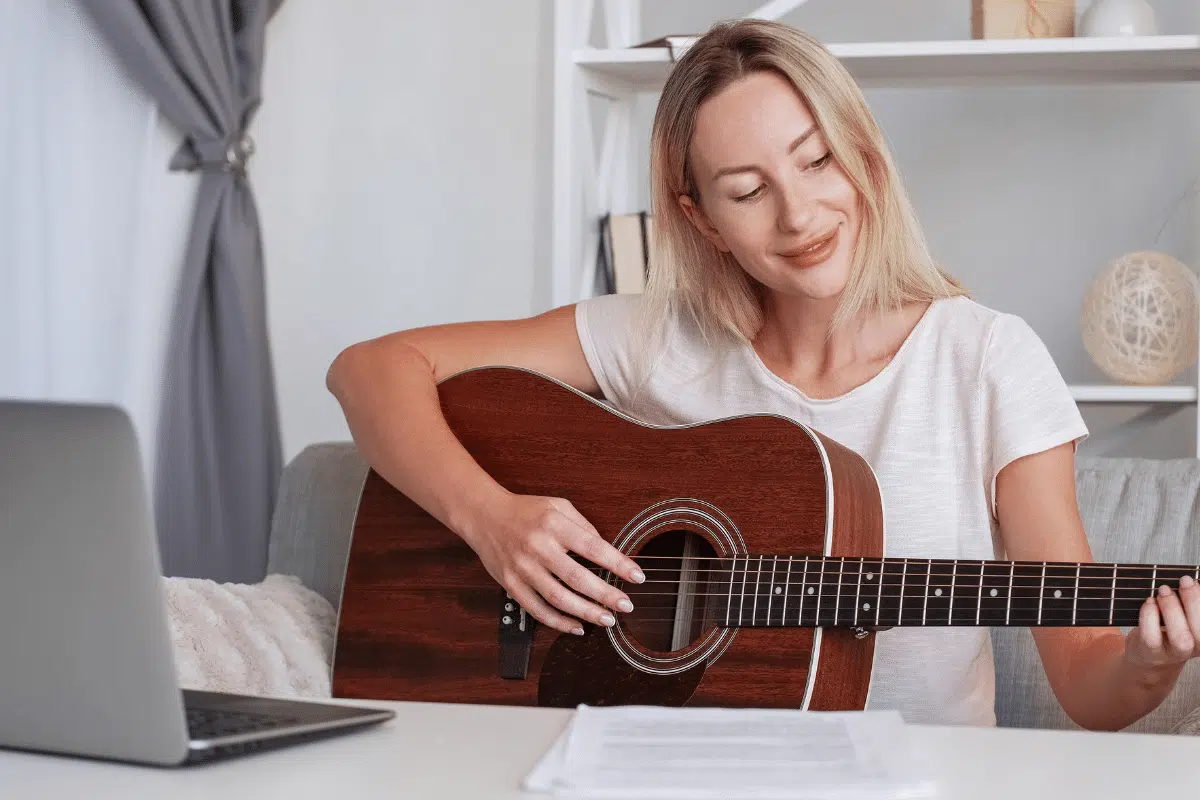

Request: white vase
left=1080, top=0, right=1159, bottom=36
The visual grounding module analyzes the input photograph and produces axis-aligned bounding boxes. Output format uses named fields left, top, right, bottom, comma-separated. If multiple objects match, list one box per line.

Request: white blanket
left=163, top=573, right=336, bottom=698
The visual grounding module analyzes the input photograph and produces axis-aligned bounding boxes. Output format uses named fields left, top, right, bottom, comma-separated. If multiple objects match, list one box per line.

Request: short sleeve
left=981, top=313, right=1089, bottom=518
left=574, top=293, right=646, bottom=409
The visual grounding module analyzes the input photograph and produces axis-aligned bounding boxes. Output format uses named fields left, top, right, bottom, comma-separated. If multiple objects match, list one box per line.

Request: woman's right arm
left=325, top=304, right=643, bottom=635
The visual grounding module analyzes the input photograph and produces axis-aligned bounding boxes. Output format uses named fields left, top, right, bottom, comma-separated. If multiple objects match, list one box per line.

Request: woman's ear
left=678, top=193, right=731, bottom=253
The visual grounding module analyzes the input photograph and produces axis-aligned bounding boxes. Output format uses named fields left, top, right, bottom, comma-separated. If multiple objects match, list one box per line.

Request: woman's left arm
left=996, top=442, right=1199, bottom=731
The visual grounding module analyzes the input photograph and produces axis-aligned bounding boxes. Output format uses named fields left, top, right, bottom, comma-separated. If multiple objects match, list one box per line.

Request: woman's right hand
left=460, top=491, right=646, bottom=635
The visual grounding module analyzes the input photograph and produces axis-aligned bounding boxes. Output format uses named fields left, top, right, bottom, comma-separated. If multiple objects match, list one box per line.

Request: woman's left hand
left=1122, top=575, right=1200, bottom=672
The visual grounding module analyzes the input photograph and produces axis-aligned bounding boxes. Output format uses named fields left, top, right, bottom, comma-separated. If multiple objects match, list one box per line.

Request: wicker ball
left=1080, top=251, right=1199, bottom=385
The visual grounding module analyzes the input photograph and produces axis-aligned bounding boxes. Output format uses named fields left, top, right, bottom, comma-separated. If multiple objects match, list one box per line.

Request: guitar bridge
left=498, top=592, right=537, bottom=679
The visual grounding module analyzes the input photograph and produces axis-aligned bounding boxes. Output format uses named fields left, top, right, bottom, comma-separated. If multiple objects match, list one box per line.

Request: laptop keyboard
left=186, top=707, right=301, bottom=740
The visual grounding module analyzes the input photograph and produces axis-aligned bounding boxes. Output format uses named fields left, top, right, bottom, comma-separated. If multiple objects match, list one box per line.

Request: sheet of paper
left=523, top=705, right=936, bottom=799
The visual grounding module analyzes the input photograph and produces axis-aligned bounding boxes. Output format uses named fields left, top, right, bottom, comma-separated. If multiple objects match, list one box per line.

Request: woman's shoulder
left=928, top=295, right=1040, bottom=351
left=927, top=295, right=1059, bottom=380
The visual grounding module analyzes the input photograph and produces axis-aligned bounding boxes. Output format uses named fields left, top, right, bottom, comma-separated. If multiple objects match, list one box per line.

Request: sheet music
left=524, top=705, right=936, bottom=799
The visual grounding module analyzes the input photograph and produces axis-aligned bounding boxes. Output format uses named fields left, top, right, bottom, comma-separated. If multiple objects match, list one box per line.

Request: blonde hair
left=630, top=18, right=968, bottom=389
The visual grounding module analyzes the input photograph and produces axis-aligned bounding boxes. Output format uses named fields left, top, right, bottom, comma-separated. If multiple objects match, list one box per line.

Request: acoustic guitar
left=331, top=366, right=1197, bottom=711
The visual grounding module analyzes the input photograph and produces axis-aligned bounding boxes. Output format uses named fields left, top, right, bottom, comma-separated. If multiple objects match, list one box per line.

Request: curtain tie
left=170, top=132, right=256, bottom=176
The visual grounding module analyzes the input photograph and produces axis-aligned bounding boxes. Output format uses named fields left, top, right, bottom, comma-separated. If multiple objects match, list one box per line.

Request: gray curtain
left=78, top=0, right=285, bottom=583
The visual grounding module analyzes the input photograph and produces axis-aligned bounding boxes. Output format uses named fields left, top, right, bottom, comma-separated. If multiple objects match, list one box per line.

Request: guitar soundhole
left=620, top=530, right=721, bottom=654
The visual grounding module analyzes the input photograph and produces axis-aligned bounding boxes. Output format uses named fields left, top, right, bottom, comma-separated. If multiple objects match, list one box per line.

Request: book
left=598, top=211, right=653, bottom=295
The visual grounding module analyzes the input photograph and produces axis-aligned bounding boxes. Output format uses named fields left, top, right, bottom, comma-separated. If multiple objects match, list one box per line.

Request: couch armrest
left=267, top=443, right=367, bottom=611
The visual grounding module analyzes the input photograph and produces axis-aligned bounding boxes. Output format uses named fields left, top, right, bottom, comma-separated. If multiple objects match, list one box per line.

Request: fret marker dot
left=1054, top=589, right=1062, bottom=599
left=866, top=573, right=874, bottom=581
left=807, top=587, right=815, bottom=595
left=774, top=586, right=782, bottom=595
left=934, top=588, right=942, bottom=597
left=863, top=602, right=871, bottom=611
left=990, top=589, right=998, bottom=597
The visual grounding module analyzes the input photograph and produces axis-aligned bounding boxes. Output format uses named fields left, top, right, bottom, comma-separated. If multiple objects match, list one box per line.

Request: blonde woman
left=327, top=19, right=1200, bottom=730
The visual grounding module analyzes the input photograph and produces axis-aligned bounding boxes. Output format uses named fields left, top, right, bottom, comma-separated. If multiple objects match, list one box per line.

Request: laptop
left=0, top=399, right=394, bottom=766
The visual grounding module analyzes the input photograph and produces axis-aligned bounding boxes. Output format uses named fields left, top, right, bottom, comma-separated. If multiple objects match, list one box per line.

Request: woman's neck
left=752, top=291, right=929, bottom=399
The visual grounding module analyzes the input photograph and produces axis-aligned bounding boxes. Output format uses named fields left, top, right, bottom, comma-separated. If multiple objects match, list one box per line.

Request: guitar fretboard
left=707, top=556, right=1198, bottom=628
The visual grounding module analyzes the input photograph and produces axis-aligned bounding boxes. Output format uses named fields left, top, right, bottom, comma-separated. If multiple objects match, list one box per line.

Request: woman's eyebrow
left=711, top=125, right=818, bottom=181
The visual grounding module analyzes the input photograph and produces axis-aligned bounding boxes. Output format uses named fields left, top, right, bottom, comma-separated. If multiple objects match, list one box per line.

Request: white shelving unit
left=552, top=0, right=1200, bottom=454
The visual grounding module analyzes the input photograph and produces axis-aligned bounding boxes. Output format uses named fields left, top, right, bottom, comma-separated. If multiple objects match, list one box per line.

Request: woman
left=327, top=19, right=1200, bottom=730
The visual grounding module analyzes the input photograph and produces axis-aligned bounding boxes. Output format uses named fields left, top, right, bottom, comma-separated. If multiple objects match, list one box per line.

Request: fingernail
left=572, top=627, right=584, bottom=636
left=631, top=569, right=645, bottom=584
left=1159, top=584, right=1172, bottom=596
left=1183, top=575, right=1195, bottom=588
left=617, top=599, right=634, bottom=613
left=600, top=613, right=616, bottom=627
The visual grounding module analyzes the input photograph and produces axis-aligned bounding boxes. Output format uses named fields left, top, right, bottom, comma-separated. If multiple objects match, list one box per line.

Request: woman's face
left=680, top=70, right=861, bottom=303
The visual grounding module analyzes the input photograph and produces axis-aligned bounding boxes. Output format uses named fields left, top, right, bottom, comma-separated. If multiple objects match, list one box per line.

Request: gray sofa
left=267, top=444, right=1200, bottom=733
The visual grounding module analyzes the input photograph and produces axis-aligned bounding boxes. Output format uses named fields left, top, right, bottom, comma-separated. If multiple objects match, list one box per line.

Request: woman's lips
left=780, top=227, right=838, bottom=268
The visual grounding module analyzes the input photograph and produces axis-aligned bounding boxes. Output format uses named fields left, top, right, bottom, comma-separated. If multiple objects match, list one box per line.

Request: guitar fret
left=922, top=560, right=931, bottom=625
left=766, top=556, right=777, bottom=626
left=726, top=556, right=734, bottom=627
left=976, top=561, right=984, bottom=625
left=832, top=558, right=844, bottom=626
left=878, top=556, right=888, bottom=623
left=1151, top=565, right=1159, bottom=596
left=854, top=558, right=864, bottom=626
left=898, top=560, right=907, bottom=626
left=753, top=556, right=763, bottom=625
left=1072, top=564, right=1080, bottom=625
left=739, top=555, right=748, bottom=626
left=1037, top=562, right=1047, bottom=624
left=815, top=556, right=825, bottom=627
left=1109, top=563, right=1117, bottom=626
left=948, top=559, right=957, bottom=624
left=783, top=556, right=792, bottom=627
left=1006, top=562, right=1014, bottom=625
left=798, top=557, right=809, bottom=626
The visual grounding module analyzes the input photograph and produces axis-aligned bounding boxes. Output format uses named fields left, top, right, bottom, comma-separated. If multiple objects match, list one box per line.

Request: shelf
left=1068, top=384, right=1198, bottom=404
left=575, top=34, right=1200, bottom=91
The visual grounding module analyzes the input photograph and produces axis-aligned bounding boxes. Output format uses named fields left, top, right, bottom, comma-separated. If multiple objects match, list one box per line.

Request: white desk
left=4, top=699, right=1200, bottom=798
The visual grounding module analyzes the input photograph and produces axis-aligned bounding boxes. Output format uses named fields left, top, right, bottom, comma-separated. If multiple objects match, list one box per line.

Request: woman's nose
left=777, top=183, right=817, bottom=234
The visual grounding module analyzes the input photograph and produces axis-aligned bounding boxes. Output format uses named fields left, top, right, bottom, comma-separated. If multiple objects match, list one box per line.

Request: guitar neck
left=708, top=556, right=1200, bottom=628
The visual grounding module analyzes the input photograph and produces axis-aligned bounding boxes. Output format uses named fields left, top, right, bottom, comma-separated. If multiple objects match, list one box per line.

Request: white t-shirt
left=574, top=292, right=1089, bottom=727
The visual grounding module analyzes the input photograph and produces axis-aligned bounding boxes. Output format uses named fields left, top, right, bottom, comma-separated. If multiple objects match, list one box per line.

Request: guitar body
left=331, top=366, right=884, bottom=710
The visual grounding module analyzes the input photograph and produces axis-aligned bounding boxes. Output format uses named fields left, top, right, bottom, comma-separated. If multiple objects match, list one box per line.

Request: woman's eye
left=809, top=151, right=832, bottom=170
left=734, top=186, right=763, bottom=203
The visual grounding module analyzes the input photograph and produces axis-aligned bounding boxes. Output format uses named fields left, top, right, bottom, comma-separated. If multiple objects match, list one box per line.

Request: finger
left=546, top=549, right=635, bottom=615
left=1139, top=593, right=1163, bottom=652
left=525, top=562, right=619, bottom=630
left=507, top=579, right=585, bottom=636
left=1155, top=584, right=1195, bottom=659
left=1178, top=574, right=1200, bottom=647
left=550, top=499, right=645, bottom=584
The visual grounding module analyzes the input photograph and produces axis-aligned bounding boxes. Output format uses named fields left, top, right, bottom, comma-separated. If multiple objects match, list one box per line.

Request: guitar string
left=568, top=553, right=1195, bottom=574
left=569, top=562, right=1195, bottom=582
left=566, top=584, right=1178, bottom=597
left=560, top=615, right=1145, bottom=624
left=567, top=570, right=1192, bottom=594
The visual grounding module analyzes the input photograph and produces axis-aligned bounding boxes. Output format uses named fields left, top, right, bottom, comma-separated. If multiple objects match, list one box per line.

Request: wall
left=252, top=0, right=551, bottom=461
left=253, top=0, right=1200, bottom=461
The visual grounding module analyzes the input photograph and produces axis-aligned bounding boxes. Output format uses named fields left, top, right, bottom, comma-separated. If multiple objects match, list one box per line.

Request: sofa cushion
left=166, top=573, right=336, bottom=697
left=992, top=456, right=1200, bottom=733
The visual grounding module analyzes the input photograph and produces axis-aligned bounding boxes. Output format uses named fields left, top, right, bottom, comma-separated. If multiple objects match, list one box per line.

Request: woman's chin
left=783, top=260, right=850, bottom=300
